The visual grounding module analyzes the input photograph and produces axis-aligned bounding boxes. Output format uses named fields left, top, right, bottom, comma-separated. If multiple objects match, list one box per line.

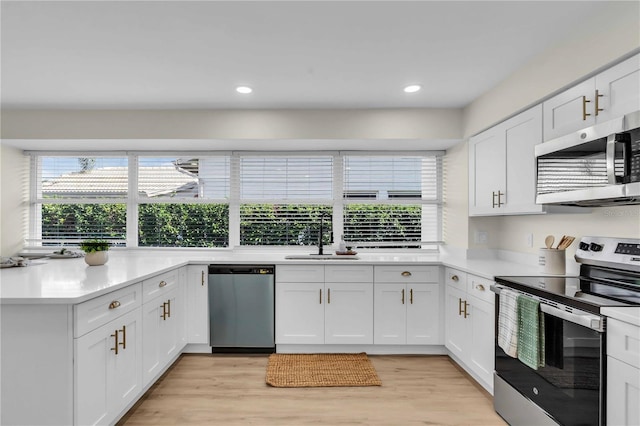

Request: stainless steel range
left=491, top=236, right=640, bottom=426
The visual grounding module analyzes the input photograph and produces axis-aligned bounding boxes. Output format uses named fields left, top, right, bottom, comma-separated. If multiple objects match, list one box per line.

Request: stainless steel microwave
left=535, top=110, right=640, bottom=206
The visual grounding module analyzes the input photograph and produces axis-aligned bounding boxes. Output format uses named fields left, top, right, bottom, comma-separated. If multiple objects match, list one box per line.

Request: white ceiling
left=0, top=1, right=616, bottom=110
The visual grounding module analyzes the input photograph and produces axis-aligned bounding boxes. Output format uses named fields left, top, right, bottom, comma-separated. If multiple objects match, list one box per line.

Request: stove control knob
left=579, top=242, right=590, bottom=251
left=590, top=243, right=604, bottom=252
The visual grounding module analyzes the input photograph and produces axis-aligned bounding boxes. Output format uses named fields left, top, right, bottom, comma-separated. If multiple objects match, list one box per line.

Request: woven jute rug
left=265, top=352, right=382, bottom=388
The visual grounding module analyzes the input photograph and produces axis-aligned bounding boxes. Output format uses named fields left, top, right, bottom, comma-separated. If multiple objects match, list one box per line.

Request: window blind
left=343, top=155, right=442, bottom=247
left=240, top=204, right=332, bottom=246
left=138, top=156, right=230, bottom=200
left=239, top=156, right=333, bottom=201
left=35, top=156, right=128, bottom=245
left=136, top=156, right=230, bottom=247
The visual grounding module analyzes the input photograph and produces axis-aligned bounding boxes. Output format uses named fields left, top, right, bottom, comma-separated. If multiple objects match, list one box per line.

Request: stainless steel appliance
left=535, top=110, right=640, bottom=206
left=208, top=265, right=275, bottom=353
left=492, top=236, right=640, bottom=426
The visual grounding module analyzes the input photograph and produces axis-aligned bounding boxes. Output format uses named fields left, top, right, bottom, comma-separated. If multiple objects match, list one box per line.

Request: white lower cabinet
left=444, top=268, right=495, bottom=392
left=142, top=278, right=185, bottom=387
left=186, top=264, right=209, bottom=344
left=374, top=265, right=441, bottom=345
left=607, top=317, right=640, bottom=426
left=324, top=282, right=373, bottom=344
left=75, top=307, right=143, bottom=426
left=276, top=281, right=325, bottom=344
left=275, top=265, right=373, bottom=345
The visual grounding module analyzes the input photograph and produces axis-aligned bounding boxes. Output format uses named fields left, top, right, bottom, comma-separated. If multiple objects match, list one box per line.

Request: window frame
left=28, top=149, right=444, bottom=251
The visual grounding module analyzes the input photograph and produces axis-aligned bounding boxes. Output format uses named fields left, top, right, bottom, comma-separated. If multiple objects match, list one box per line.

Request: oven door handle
left=490, top=284, right=604, bottom=332
left=539, top=304, right=603, bottom=332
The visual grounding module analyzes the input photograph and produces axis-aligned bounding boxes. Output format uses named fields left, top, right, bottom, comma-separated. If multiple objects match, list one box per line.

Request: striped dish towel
left=517, top=295, right=545, bottom=370
left=497, top=288, right=519, bottom=358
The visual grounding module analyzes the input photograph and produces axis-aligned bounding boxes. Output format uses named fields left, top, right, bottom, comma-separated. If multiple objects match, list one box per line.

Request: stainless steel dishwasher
left=208, top=265, right=275, bottom=353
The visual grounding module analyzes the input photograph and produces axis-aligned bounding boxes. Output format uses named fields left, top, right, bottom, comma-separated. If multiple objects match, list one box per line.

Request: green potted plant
left=79, top=239, right=110, bottom=266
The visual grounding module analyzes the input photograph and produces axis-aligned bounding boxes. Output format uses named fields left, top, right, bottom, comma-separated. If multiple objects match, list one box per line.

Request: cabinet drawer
left=445, top=268, right=467, bottom=290
left=142, top=269, right=180, bottom=303
left=374, top=266, right=438, bottom=283
left=326, top=265, right=373, bottom=283
left=75, top=283, right=142, bottom=337
left=276, top=265, right=324, bottom=283
left=607, top=318, right=640, bottom=368
left=467, top=275, right=494, bottom=305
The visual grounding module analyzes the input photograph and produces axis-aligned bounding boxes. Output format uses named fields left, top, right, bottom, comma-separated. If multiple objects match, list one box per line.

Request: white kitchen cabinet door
left=445, top=284, right=468, bottom=359
left=142, top=297, right=163, bottom=386
left=467, top=295, right=495, bottom=387
left=186, top=265, right=209, bottom=344
left=543, top=54, right=640, bottom=141
left=178, top=267, right=188, bottom=347
left=595, top=53, right=640, bottom=123
left=275, top=282, right=324, bottom=344
left=406, top=284, right=441, bottom=345
left=142, top=287, right=180, bottom=386
left=75, top=308, right=142, bottom=426
left=374, top=283, right=407, bottom=345
left=324, top=282, right=373, bottom=344
left=469, top=105, right=545, bottom=216
left=159, top=288, right=181, bottom=363
left=543, top=79, right=596, bottom=141
left=503, top=104, right=544, bottom=215
left=469, top=126, right=506, bottom=215
left=607, top=356, right=640, bottom=426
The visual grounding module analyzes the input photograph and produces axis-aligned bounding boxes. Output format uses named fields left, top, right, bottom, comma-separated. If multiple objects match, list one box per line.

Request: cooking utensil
left=558, top=236, right=575, bottom=250
left=545, top=235, right=555, bottom=249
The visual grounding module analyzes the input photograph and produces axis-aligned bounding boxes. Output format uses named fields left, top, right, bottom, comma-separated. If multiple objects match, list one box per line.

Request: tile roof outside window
left=42, top=166, right=199, bottom=198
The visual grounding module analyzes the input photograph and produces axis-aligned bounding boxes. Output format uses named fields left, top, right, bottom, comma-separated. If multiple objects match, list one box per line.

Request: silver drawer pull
left=476, top=284, right=485, bottom=291
left=451, top=275, right=459, bottom=282
left=108, top=301, right=121, bottom=310
left=159, top=280, right=167, bottom=288
left=401, top=271, right=412, bottom=277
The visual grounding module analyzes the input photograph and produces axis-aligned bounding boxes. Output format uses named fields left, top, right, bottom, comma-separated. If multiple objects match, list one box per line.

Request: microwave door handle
left=606, top=133, right=631, bottom=185
left=539, top=303, right=603, bottom=332
left=606, top=133, right=616, bottom=184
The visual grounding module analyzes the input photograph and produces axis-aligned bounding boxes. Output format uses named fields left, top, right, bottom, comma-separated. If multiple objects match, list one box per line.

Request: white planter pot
left=84, top=251, right=108, bottom=266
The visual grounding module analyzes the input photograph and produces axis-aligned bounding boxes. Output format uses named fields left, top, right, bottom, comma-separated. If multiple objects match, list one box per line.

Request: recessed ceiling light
left=404, top=85, right=422, bottom=93
left=236, top=86, right=252, bottom=94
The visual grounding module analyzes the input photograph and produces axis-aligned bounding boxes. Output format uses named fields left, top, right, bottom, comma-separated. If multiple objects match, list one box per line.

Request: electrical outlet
left=526, top=233, right=534, bottom=248
left=475, top=231, right=488, bottom=245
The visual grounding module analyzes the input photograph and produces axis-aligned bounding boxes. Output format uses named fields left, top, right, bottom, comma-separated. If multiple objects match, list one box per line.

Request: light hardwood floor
left=118, top=354, right=506, bottom=425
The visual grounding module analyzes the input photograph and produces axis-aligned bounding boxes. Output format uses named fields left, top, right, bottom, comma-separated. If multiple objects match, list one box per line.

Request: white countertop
left=0, top=249, right=542, bottom=304
left=602, top=307, right=640, bottom=327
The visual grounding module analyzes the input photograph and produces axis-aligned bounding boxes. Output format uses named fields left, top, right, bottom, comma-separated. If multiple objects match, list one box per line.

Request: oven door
left=493, top=287, right=604, bottom=426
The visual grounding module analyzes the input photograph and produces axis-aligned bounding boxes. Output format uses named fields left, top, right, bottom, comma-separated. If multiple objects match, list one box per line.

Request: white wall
left=451, top=0, right=640, bottom=254
left=0, top=144, right=29, bottom=256
left=0, top=108, right=462, bottom=140
left=0, top=108, right=462, bottom=255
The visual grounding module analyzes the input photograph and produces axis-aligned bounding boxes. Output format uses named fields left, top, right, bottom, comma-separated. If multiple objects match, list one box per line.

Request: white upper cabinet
left=543, top=53, right=640, bottom=141
left=469, top=104, right=544, bottom=216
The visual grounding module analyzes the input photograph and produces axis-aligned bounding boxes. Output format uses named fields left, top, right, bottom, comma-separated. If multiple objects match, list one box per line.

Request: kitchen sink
left=284, top=254, right=360, bottom=260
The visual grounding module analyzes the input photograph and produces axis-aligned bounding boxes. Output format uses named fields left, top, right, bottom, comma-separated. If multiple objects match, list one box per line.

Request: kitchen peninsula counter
left=0, top=249, right=542, bottom=304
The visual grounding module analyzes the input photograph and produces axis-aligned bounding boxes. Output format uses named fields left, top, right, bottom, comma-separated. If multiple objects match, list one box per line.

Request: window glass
left=240, top=204, right=332, bottom=246
left=138, top=204, right=229, bottom=247
left=40, top=156, right=128, bottom=199
left=40, top=203, right=126, bottom=245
